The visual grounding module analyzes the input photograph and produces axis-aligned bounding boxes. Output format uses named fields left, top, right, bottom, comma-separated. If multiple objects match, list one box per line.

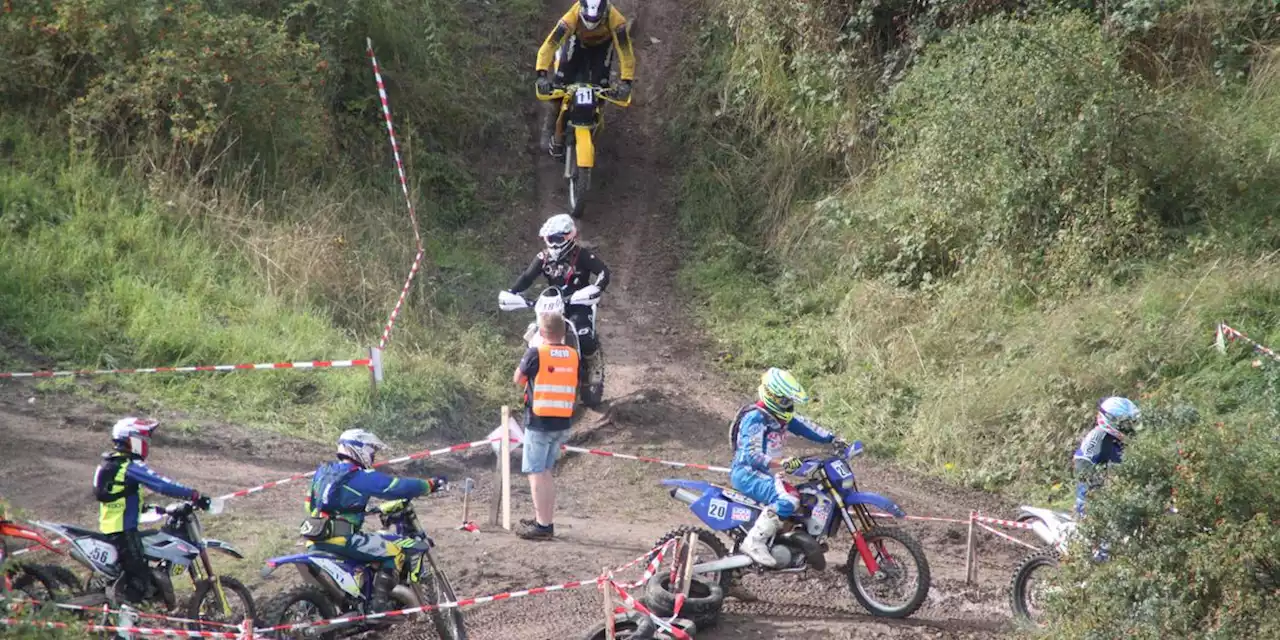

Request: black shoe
left=520, top=518, right=538, bottom=528
left=549, top=141, right=565, bottom=159
left=516, top=521, right=555, bottom=541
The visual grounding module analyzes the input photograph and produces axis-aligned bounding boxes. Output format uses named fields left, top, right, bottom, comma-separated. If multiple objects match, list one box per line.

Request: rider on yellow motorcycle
left=535, top=0, right=636, bottom=158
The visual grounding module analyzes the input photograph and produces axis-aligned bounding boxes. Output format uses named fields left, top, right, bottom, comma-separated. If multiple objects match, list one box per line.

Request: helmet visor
left=545, top=232, right=572, bottom=246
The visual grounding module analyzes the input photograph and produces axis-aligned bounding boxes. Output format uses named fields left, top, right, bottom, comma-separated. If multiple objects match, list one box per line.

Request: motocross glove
left=780, top=457, right=803, bottom=474
left=536, top=71, right=552, bottom=96
left=832, top=438, right=851, bottom=452
left=428, top=476, right=449, bottom=493
left=612, top=80, right=632, bottom=102
left=192, top=493, right=212, bottom=511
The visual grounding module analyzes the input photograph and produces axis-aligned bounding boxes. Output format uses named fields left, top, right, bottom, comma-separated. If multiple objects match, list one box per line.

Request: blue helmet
left=1097, top=397, right=1141, bottom=440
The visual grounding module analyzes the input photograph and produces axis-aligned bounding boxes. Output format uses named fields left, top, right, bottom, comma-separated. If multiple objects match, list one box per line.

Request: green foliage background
left=671, top=0, right=1280, bottom=634
left=0, top=0, right=543, bottom=441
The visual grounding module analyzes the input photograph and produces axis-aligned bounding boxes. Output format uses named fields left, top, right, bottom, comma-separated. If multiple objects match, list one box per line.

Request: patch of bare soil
left=0, top=0, right=1032, bottom=637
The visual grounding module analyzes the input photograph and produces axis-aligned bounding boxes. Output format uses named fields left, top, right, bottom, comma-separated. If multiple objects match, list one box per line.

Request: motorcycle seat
left=58, top=523, right=115, bottom=542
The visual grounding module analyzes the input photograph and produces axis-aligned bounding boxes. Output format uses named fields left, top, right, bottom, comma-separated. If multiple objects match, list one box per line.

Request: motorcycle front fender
left=204, top=539, right=245, bottom=560
left=574, top=125, right=595, bottom=168
left=841, top=490, right=907, bottom=519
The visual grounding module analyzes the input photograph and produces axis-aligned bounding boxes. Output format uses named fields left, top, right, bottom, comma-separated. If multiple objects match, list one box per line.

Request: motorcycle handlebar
left=536, top=84, right=632, bottom=107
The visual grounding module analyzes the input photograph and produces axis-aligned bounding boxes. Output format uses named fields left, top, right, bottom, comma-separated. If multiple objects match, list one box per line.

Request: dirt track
left=0, top=0, right=1032, bottom=637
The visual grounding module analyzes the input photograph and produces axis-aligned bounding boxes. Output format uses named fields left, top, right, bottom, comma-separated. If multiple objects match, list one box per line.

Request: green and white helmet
left=758, top=367, right=809, bottom=423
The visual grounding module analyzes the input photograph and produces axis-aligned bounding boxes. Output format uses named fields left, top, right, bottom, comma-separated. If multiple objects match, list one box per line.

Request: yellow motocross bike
left=537, top=82, right=631, bottom=218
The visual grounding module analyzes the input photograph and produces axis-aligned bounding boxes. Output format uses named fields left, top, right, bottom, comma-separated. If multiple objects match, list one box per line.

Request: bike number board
left=77, top=538, right=119, bottom=567
left=575, top=86, right=594, bottom=106
left=707, top=499, right=728, bottom=520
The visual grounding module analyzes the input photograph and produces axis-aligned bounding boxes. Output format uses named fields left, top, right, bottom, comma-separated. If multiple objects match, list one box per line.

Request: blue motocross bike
left=654, top=441, right=931, bottom=618
left=261, top=499, right=466, bottom=639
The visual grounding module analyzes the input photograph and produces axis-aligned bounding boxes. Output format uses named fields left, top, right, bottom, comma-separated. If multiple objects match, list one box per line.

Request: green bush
left=1048, top=409, right=1280, bottom=638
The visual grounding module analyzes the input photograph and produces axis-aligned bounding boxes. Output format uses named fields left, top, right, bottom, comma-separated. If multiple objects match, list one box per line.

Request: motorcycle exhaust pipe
left=692, top=554, right=754, bottom=574
left=668, top=487, right=701, bottom=505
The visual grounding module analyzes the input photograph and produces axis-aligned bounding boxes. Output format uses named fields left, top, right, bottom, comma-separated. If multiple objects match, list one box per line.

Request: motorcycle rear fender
left=841, top=491, right=906, bottom=518
left=573, top=126, right=595, bottom=168
left=262, top=553, right=363, bottom=599
left=204, top=539, right=244, bottom=560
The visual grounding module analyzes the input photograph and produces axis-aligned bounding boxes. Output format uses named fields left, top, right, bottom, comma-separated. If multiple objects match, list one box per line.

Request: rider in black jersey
left=509, top=214, right=610, bottom=384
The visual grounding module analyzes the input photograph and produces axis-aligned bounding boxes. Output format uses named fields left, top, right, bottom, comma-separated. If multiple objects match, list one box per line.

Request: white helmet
left=1097, top=397, right=1141, bottom=440
left=534, top=287, right=566, bottom=317
left=112, top=417, right=160, bottom=459
left=539, top=214, right=578, bottom=262
left=337, top=428, right=386, bottom=468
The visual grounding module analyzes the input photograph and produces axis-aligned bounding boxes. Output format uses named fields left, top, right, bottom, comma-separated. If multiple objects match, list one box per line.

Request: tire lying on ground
left=641, top=573, right=724, bottom=630
left=582, top=611, right=696, bottom=640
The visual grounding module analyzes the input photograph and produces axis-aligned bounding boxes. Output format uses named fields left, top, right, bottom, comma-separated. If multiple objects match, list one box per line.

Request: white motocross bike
left=498, top=285, right=605, bottom=409
left=1008, top=506, right=1078, bottom=626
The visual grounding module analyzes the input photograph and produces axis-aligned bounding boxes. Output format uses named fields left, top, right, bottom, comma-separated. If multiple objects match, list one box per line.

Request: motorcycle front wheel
left=566, top=142, right=591, bottom=219
left=1010, top=550, right=1061, bottom=627
left=186, top=576, right=256, bottom=632
left=413, top=551, right=468, bottom=640
left=845, top=527, right=931, bottom=618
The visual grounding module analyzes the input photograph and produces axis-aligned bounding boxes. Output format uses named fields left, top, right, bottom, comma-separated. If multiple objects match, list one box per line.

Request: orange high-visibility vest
left=532, top=343, right=579, bottom=417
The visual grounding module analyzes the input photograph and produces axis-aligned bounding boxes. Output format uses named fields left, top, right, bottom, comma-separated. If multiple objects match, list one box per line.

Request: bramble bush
left=1049, top=407, right=1280, bottom=638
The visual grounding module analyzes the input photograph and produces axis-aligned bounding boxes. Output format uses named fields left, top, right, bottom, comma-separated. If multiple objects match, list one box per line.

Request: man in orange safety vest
left=513, top=312, right=579, bottom=540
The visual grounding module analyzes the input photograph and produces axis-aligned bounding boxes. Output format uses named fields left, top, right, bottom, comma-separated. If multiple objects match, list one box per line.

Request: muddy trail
left=0, top=1, right=1031, bottom=638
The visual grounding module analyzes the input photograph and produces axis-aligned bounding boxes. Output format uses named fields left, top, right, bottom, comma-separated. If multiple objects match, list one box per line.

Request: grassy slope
left=0, top=0, right=542, bottom=444
left=670, top=5, right=1280, bottom=505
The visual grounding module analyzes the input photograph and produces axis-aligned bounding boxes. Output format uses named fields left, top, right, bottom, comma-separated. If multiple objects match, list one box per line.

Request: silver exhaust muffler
left=692, top=554, right=753, bottom=574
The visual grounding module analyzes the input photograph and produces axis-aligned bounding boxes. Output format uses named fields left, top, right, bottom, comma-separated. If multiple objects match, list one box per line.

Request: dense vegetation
left=0, top=0, right=542, bottom=440
left=672, top=0, right=1279, bottom=634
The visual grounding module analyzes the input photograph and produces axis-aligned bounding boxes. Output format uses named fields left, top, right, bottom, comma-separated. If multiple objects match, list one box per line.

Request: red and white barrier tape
left=377, top=247, right=424, bottom=350
left=1216, top=323, right=1280, bottom=363
left=366, top=39, right=422, bottom=251
left=975, top=521, right=1039, bottom=551
left=972, top=514, right=1035, bottom=530
left=216, top=437, right=497, bottom=501
left=0, top=617, right=248, bottom=638
left=253, top=540, right=673, bottom=635
left=560, top=445, right=732, bottom=474
left=257, top=575, right=607, bottom=634
left=615, top=539, right=675, bottom=589
left=2, top=597, right=241, bottom=629
left=0, top=358, right=370, bottom=380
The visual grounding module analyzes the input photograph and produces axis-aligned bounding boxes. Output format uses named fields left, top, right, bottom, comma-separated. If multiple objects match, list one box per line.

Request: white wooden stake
left=680, top=530, right=697, bottom=596
left=964, top=510, right=977, bottom=584
left=601, top=571, right=616, bottom=640
left=500, top=405, right=512, bottom=531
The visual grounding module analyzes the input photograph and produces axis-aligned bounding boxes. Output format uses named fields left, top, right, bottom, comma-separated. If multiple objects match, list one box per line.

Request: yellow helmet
left=758, top=368, right=809, bottom=423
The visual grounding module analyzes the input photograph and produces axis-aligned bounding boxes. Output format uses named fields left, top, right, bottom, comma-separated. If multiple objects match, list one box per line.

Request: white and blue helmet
left=1097, top=397, right=1141, bottom=440
left=337, top=428, right=386, bottom=468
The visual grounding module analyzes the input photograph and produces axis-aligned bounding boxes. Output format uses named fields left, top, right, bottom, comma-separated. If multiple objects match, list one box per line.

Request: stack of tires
left=582, top=572, right=725, bottom=639
left=581, top=572, right=726, bottom=640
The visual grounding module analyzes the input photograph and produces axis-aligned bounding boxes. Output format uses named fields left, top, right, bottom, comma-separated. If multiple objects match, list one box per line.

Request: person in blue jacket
left=730, top=368, right=846, bottom=567
left=1073, top=396, right=1141, bottom=517
left=93, top=417, right=211, bottom=604
left=303, top=429, right=446, bottom=612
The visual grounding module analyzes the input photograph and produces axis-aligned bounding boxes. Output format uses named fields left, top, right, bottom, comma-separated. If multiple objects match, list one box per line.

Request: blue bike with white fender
left=654, top=441, right=931, bottom=618
left=260, top=498, right=466, bottom=639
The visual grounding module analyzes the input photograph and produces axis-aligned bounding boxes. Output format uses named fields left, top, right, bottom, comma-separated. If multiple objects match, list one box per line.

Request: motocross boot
left=371, top=568, right=399, bottom=613
left=742, top=510, right=781, bottom=568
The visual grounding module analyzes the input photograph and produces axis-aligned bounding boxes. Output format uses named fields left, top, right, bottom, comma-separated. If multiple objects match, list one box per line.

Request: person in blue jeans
left=513, top=312, right=580, bottom=541
left=1073, top=396, right=1141, bottom=517
left=730, top=368, right=846, bottom=567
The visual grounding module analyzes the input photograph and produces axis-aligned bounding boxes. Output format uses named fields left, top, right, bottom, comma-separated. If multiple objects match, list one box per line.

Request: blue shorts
left=522, top=428, right=571, bottom=474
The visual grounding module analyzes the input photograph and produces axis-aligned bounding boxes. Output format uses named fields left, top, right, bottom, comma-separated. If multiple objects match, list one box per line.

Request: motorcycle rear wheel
left=264, top=585, right=339, bottom=640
